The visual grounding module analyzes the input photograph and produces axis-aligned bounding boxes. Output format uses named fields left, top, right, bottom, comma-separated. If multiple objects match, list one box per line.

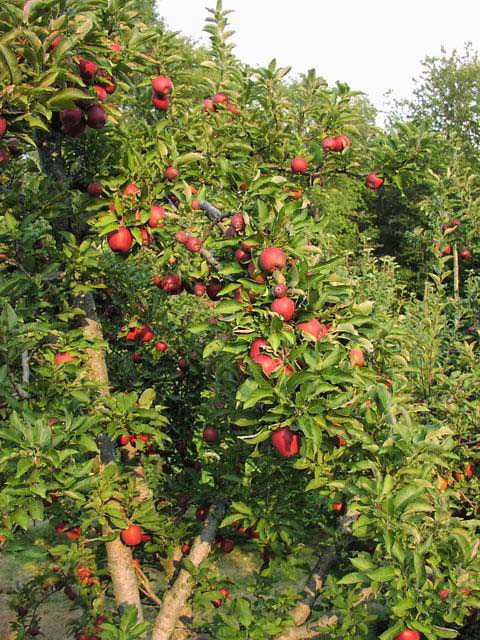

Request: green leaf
left=47, top=88, right=93, bottom=109
left=176, top=152, right=204, bottom=166
left=365, top=567, right=397, bottom=582
left=0, top=43, right=21, bottom=83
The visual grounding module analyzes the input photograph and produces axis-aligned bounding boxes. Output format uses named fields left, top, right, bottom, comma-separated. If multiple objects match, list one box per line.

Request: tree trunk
left=151, top=500, right=226, bottom=640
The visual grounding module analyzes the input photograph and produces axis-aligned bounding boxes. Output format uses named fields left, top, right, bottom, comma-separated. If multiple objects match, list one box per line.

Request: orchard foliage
left=0, top=1, right=479, bottom=640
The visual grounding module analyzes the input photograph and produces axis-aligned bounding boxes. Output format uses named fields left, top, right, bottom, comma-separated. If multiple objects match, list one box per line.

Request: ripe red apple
left=87, top=105, right=107, bottom=129
left=138, top=325, right=154, bottom=343
left=226, top=102, right=239, bottom=116
left=110, top=41, right=122, bottom=52
left=59, top=107, right=83, bottom=128
left=332, top=501, right=345, bottom=513
left=235, top=247, right=251, bottom=265
left=193, top=281, right=207, bottom=296
left=164, top=165, right=178, bottom=181
left=297, top=318, right=329, bottom=340
left=63, top=119, right=86, bottom=137
left=99, top=73, right=116, bottom=94
left=107, top=227, right=133, bottom=254
left=465, top=462, right=474, bottom=478
left=439, top=588, right=449, bottom=599
left=203, top=98, right=215, bottom=112
left=442, top=245, right=452, bottom=256
left=155, top=341, right=168, bottom=352
left=195, top=506, right=209, bottom=521
left=161, top=274, right=182, bottom=294
left=451, top=218, right=461, bottom=226
left=337, top=133, right=350, bottom=149
left=394, top=631, right=420, bottom=640
left=290, top=156, right=308, bottom=174
left=54, top=352, right=75, bottom=365
left=181, top=543, right=191, bottom=554
left=140, top=226, right=154, bottom=246
left=17, top=605, right=29, bottom=616
left=175, top=230, right=188, bottom=244
left=27, top=625, right=41, bottom=636
left=185, top=236, right=203, bottom=253
left=231, top=213, right=245, bottom=232
left=366, top=172, right=384, bottom=190
left=248, top=527, right=260, bottom=539
left=461, top=248, right=472, bottom=259
left=273, top=283, right=288, bottom=298
left=349, top=348, right=365, bottom=367
left=148, top=205, right=165, bottom=228
left=271, top=297, right=295, bottom=321
left=220, top=538, right=235, bottom=553
left=178, top=357, right=188, bottom=371
left=253, top=354, right=282, bottom=377
left=152, top=95, right=170, bottom=110
left=79, top=58, right=98, bottom=83
left=203, top=426, right=219, bottom=443
left=94, top=85, right=107, bottom=102
left=123, top=182, right=140, bottom=197
left=152, top=75, right=174, bottom=95
left=207, top=281, right=223, bottom=300
left=87, top=182, right=103, bottom=197
left=336, top=435, right=347, bottom=447
left=290, top=189, right=302, bottom=200
left=48, top=34, right=63, bottom=51
left=118, top=434, right=130, bottom=446
left=271, top=426, right=300, bottom=458
left=213, top=92, right=228, bottom=105
left=322, top=136, right=342, bottom=152
left=65, top=526, right=81, bottom=541
left=259, top=247, right=287, bottom=273
left=249, top=338, right=268, bottom=358
left=192, top=199, right=202, bottom=210
left=0, top=116, right=6, bottom=138
left=121, top=524, right=143, bottom=546
left=131, top=351, right=141, bottom=363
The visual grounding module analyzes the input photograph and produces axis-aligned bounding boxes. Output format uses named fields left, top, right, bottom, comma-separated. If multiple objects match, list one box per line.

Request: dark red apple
left=79, top=58, right=98, bottom=84
left=394, top=631, right=420, bottom=640
left=131, top=352, right=141, bottom=363
left=195, top=506, right=209, bottom=521
left=207, top=281, right=223, bottom=300
left=185, top=236, right=203, bottom=253
left=203, top=98, right=215, bottom=112
left=0, top=116, right=6, bottom=138
left=0, top=149, right=9, bottom=165
left=138, top=325, right=154, bottom=343
left=461, top=248, right=472, bottom=259
left=322, top=136, right=342, bottom=152
left=87, top=105, right=107, bottom=129
left=87, top=182, right=103, bottom=197
left=220, top=539, right=235, bottom=553
left=249, top=337, right=268, bottom=358
left=161, top=274, right=182, bottom=294
left=59, top=107, right=83, bottom=128
left=203, top=426, right=219, bottom=443
left=193, top=281, right=207, bottom=296
left=231, top=213, right=245, bottom=231
left=155, top=341, right=168, bottom=352
left=123, top=182, right=140, bottom=197
left=148, top=205, right=165, bottom=228
left=94, top=85, right=107, bottom=102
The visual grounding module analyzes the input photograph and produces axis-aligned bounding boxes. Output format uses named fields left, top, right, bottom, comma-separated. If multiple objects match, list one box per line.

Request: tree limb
left=151, top=500, right=227, bottom=640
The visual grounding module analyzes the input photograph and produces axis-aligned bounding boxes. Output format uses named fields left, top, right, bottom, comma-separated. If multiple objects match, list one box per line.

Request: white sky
left=157, top=0, right=480, bottom=117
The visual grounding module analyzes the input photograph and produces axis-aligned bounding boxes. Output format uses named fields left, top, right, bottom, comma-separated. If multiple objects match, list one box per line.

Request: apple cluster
left=151, top=75, right=174, bottom=111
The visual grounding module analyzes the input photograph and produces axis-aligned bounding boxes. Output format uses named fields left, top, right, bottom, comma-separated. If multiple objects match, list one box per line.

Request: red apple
left=439, top=588, right=449, bottom=599
left=206, top=282, right=223, bottom=300
left=461, top=248, right=472, bottom=259
left=0, top=116, right=6, bottom=138
left=192, top=199, right=202, bottom=210
left=121, top=524, right=143, bottom=546
left=54, top=352, right=75, bottom=365
left=442, top=245, right=452, bottom=256
left=213, top=92, right=228, bottom=105
left=0, top=149, right=9, bottom=165
left=107, top=227, right=133, bottom=254
left=87, top=182, right=103, bottom=197
left=366, top=172, right=384, bottom=190
left=140, top=226, right=154, bottom=246
left=235, top=247, right=251, bottom=265
left=337, top=133, right=350, bottom=149
left=249, top=337, right=268, bottom=358
left=59, top=107, right=83, bottom=128
left=297, top=318, right=329, bottom=340
left=48, top=34, right=63, bottom=51
left=131, top=352, right=141, bottom=363
left=138, top=325, right=154, bottom=343
left=181, top=543, right=191, bottom=554
left=193, top=281, right=207, bottom=296
left=332, top=501, right=345, bottom=513
left=349, top=348, right=365, bottom=367
left=155, top=341, right=168, bottom=352
left=79, top=58, right=98, bottom=83
left=152, top=75, right=173, bottom=95
left=164, top=165, right=178, bottom=181
left=185, top=236, right=203, bottom=253
left=63, top=119, right=86, bottom=138
left=273, top=283, right=288, bottom=298
left=231, top=213, right=245, bottom=232
left=123, top=182, right=140, bottom=197
left=271, top=297, right=295, bottom=321
left=290, top=156, right=308, bottom=174
left=195, top=506, right=209, bottom=521
left=152, top=95, right=170, bottom=110
left=322, top=136, right=342, bottom=152
left=203, top=426, right=219, bottom=443
left=148, top=205, right=165, bottom=228
left=259, top=247, right=287, bottom=273
left=86, top=105, right=107, bottom=129
left=220, top=538, right=235, bottom=553
left=161, top=274, right=182, bottom=294
left=94, top=85, right=107, bottom=102
left=394, top=631, right=420, bottom=640
left=271, top=426, right=300, bottom=458
left=253, top=354, right=282, bottom=377
left=203, top=98, right=215, bottom=112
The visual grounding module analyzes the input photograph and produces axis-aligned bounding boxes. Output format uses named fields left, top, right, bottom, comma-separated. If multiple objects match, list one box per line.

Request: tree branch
left=151, top=500, right=227, bottom=640
left=199, top=247, right=222, bottom=271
